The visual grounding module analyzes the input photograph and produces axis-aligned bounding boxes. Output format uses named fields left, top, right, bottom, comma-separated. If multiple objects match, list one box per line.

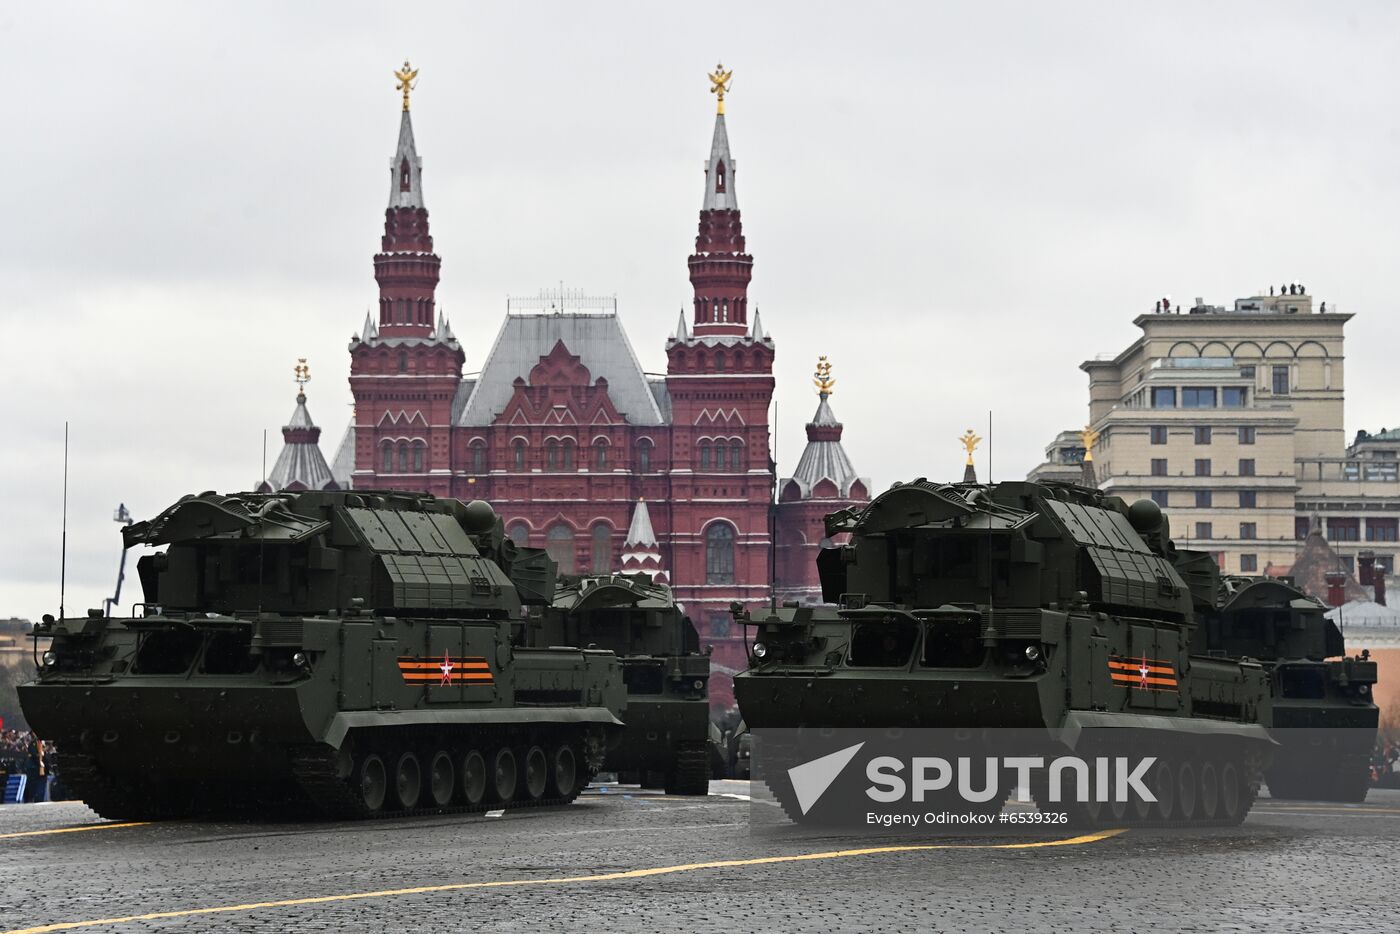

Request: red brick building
left=289, top=81, right=868, bottom=709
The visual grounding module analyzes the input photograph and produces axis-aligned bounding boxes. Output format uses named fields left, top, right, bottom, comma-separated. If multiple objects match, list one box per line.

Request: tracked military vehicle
left=733, top=480, right=1275, bottom=827
left=1191, top=573, right=1378, bottom=802
left=20, top=491, right=625, bottom=820
left=542, top=574, right=711, bottom=794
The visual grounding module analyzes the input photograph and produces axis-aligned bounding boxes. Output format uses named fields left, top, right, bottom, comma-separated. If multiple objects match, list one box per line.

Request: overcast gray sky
left=3, top=1, right=1397, bottom=623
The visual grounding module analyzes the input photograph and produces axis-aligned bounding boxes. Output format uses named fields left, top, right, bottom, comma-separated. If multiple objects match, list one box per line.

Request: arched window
left=715, top=351, right=725, bottom=372
left=705, top=523, right=735, bottom=584
left=507, top=521, right=529, bottom=546
left=699, top=441, right=712, bottom=470
left=591, top=524, right=612, bottom=574
left=513, top=440, right=526, bottom=470
left=381, top=441, right=393, bottom=473
left=546, top=440, right=560, bottom=470
left=397, top=441, right=409, bottom=472
left=471, top=442, right=486, bottom=474
left=594, top=441, right=607, bottom=471
left=411, top=440, right=425, bottom=473
left=547, top=524, right=576, bottom=574
left=731, top=440, right=744, bottom=470
left=398, top=351, right=408, bottom=373
left=715, top=443, right=728, bottom=471
left=400, top=158, right=411, bottom=192
left=637, top=439, right=652, bottom=473
left=716, top=160, right=726, bottom=193
left=562, top=439, right=576, bottom=471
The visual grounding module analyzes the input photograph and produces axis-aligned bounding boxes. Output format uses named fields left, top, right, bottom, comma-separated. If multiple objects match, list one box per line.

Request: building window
left=1272, top=365, right=1290, bottom=395
left=716, top=442, right=729, bottom=471
left=637, top=439, right=652, bottom=473
left=411, top=440, right=425, bottom=473
left=398, top=351, right=408, bottom=373
left=546, top=441, right=560, bottom=470
left=1377, top=556, right=1395, bottom=574
left=397, top=442, right=409, bottom=473
left=1223, top=387, right=1247, bottom=408
left=1295, top=517, right=1310, bottom=540
left=1239, top=426, right=1256, bottom=445
left=699, top=441, right=711, bottom=469
left=513, top=440, right=526, bottom=470
left=1238, top=458, right=1255, bottom=477
left=1240, top=522, right=1257, bottom=539
left=1239, top=365, right=1255, bottom=380
left=1327, top=518, right=1360, bottom=542
left=1151, top=387, right=1177, bottom=409
left=507, top=521, right=529, bottom=546
left=1151, top=490, right=1169, bottom=506
left=1239, top=491, right=1257, bottom=508
left=594, top=442, right=607, bottom=471
left=1150, top=426, right=1167, bottom=445
left=1366, top=518, right=1399, bottom=542
left=1195, top=522, right=1213, bottom=540
left=1340, top=555, right=1356, bottom=574
left=590, top=524, right=612, bottom=574
left=471, top=443, right=486, bottom=474
left=562, top=440, right=576, bottom=471
left=1240, top=554, right=1258, bottom=573
left=546, top=524, right=576, bottom=573
left=1182, top=388, right=1217, bottom=409
left=715, top=352, right=726, bottom=372
left=1151, top=458, right=1168, bottom=477
left=705, top=523, right=736, bottom=584
left=1194, top=426, right=1212, bottom=445
left=1195, top=490, right=1212, bottom=508
left=731, top=441, right=744, bottom=470
left=381, top=441, right=393, bottom=473
left=1195, top=458, right=1211, bottom=477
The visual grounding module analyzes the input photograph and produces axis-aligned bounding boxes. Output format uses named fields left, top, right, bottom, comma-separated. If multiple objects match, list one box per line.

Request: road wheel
left=358, top=754, right=388, bottom=813
left=523, top=745, right=548, bottom=801
left=1175, top=761, right=1197, bottom=823
left=394, top=752, right=422, bottom=810
left=1151, top=760, right=1175, bottom=823
left=461, top=750, right=487, bottom=806
left=1197, top=760, right=1219, bottom=821
left=492, top=747, right=517, bottom=803
left=428, top=751, right=455, bottom=808
left=551, top=744, right=579, bottom=798
left=1218, top=760, right=1243, bottom=825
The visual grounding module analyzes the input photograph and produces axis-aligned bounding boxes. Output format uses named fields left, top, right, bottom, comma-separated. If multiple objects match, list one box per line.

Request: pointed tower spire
left=959, top=429, right=981, bottom=483
left=785, top=357, right=866, bottom=497
left=689, top=63, right=752, bottom=338
left=1079, top=424, right=1099, bottom=487
left=749, top=308, right=766, bottom=341
left=376, top=61, right=439, bottom=339
left=672, top=308, right=690, bottom=341
left=620, top=498, right=668, bottom=584
left=257, top=359, right=338, bottom=492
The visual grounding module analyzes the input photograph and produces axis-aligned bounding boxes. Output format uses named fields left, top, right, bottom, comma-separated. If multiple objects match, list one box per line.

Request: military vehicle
left=733, top=479, right=1275, bottom=827
left=20, top=490, right=626, bottom=820
left=542, top=574, right=711, bottom=795
left=1191, top=573, right=1378, bottom=802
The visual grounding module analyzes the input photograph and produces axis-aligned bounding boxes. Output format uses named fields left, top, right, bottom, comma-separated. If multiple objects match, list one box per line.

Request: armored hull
left=21, top=491, right=625, bottom=820
left=734, top=480, right=1276, bottom=827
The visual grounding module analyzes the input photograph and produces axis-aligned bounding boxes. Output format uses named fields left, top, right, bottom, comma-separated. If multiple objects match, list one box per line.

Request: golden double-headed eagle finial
left=394, top=60, right=419, bottom=112
left=959, top=429, right=982, bottom=466
left=708, top=62, right=733, bottom=115
left=294, top=358, right=311, bottom=394
left=813, top=355, right=836, bottom=396
left=1080, top=424, right=1099, bottom=462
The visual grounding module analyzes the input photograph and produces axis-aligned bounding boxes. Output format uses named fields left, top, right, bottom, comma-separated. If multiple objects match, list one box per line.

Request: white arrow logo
left=787, top=742, right=866, bottom=815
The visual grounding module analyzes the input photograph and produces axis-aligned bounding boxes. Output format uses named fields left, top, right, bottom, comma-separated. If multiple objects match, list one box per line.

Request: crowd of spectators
left=0, top=729, right=55, bottom=802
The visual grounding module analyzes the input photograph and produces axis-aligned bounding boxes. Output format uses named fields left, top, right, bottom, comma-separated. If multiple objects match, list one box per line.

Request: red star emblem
left=1139, top=654, right=1151, bottom=689
left=440, top=652, right=454, bottom=686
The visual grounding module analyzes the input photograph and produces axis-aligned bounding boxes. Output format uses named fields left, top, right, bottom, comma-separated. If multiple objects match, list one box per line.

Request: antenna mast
left=59, top=422, right=69, bottom=621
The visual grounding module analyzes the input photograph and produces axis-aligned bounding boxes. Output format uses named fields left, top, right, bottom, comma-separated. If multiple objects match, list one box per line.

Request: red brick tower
left=774, top=357, right=870, bottom=605
left=348, top=64, right=464, bottom=495
left=664, top=66, right=776, bottom=703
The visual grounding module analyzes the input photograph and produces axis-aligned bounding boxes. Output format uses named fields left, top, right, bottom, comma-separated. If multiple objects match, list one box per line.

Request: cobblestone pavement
left=1, top=783, right=1396, bottom=934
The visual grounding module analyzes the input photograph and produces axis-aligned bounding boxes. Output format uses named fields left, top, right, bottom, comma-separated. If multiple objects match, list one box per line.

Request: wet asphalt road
left=1, top=783, right=1396, bottom=934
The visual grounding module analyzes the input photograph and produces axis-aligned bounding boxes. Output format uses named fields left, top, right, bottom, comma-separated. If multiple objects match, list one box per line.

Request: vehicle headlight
left=1357, top=683, right=1371, bottom=696
left=692, top=679, right=705, bottom=691
left=292, top=651, right=309, bottom=668
left=1024, top=645, right=1042, bottom=662
left=752, top=642, right=768, bottom=659
left=41, top=650, right=58, bottom=668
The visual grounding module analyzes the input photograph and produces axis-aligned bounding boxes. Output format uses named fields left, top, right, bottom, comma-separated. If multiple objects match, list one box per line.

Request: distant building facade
left=1037, top=286, right=1397, bottom=591
left=251, top=73, right=868, bottom=709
